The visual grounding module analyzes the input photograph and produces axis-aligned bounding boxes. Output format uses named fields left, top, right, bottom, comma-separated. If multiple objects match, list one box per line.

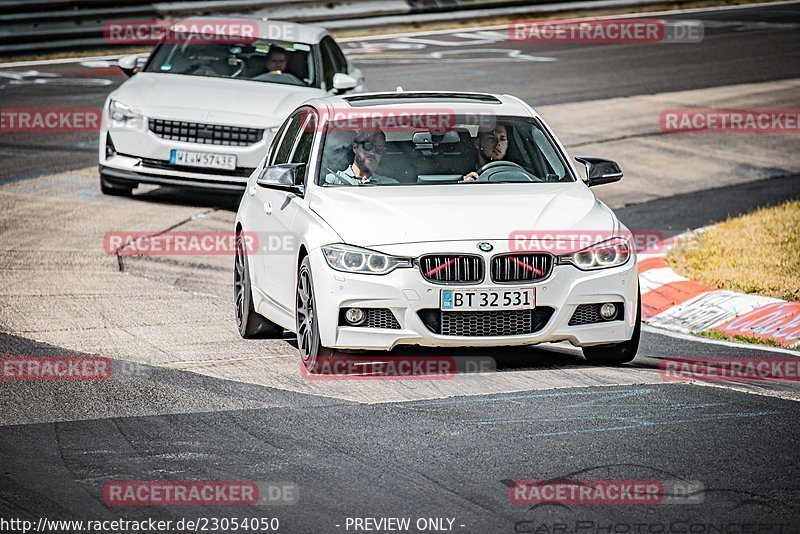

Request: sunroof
left=343, top=93, right=502, bottom=107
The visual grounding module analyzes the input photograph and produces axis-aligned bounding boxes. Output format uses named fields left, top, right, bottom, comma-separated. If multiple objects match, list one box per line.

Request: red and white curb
left=638, top=230, right=800, bottom=349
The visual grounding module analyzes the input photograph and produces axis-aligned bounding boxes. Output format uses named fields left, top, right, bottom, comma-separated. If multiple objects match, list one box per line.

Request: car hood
left=308, top=183, right=618, bottom=247
left=112, top=72, right=321, bottom=127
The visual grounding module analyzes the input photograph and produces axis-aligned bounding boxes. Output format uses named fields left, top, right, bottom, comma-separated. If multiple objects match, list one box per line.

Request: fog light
left=345, top=308, right=366, bottom=325
left=105, top=133, right=116, bottom=158
left=599, top=303, right=617, bottom=320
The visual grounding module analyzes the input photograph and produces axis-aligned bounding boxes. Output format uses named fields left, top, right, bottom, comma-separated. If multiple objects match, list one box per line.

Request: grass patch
left=694, top=330, right=791, bottom=349
left=668, top=200, right=800, bottom=302
left=696, top=330, right=729, bottom=341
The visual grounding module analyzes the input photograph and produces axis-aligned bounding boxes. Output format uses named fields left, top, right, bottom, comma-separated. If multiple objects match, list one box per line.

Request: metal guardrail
left=0, top=0, right=696, bottom=55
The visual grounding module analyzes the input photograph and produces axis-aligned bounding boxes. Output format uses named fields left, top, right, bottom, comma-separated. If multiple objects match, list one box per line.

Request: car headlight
left=557, top=237, right=631, bottom=270
left=321, top=244, right=412, bottom=275
left=109, top=99, right=144, bottom=126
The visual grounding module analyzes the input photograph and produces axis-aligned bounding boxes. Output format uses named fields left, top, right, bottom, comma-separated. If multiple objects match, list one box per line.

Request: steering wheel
left=476, top=160, right=541, bottom=182
left=252, top=71, right=304, bottom=85
left=188, top=64, right=221, bottom=77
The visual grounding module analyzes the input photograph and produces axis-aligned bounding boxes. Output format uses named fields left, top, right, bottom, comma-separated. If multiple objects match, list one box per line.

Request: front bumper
left=100, top=162, right=250, bottom=192
left=307, top=247, right=638, bottom=351
left=99, top=117, right=272, bottom=191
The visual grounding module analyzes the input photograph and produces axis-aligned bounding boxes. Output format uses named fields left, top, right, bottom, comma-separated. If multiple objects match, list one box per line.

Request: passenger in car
left=462, top=125, right=509, bottom=181
left=265, top=45, right=288, bottom=73
left=324, top=131, right=399, bottom=185
left=254, top=46, right=303, bottom=84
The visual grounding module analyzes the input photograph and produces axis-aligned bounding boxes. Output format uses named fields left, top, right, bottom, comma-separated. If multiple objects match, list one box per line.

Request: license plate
left=440, top=287, right=535, bottom=311
left=169, top=149, right=236, bottom=171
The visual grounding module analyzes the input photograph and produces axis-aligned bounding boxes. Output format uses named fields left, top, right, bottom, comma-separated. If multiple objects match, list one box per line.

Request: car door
left=249, top=109, right=309, bottom=314
left=272, top=111, right=319, bottom=311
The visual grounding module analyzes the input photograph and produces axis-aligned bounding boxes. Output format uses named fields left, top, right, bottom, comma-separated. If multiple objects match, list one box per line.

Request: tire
left=234, top=232, right=283, bottom=338
left=100, top=174, right=134, bottom=197
left=296, top=256, right=335, bottom=373
left=582, top=290, right=641, bottom=365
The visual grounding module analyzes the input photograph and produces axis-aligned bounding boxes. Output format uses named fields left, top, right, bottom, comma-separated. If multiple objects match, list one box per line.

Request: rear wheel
left=100, top=174, right=134, bottom=197
left=234, top=232, right=283, bottom=338
left=296, top=256, right=335, bottom=373
left=582, top=290, right=641, bottom=365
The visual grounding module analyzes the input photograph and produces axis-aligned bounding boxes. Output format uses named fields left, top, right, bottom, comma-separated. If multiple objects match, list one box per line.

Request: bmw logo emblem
left=477, top=242, right=493, bottom=252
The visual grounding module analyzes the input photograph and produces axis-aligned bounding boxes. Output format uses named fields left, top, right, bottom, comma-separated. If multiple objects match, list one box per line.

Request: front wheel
left=100, top=174, right=134, bottom=197
left=582, top=291, right=641, bottom=365
left=296, top=256, right=335, bottom=373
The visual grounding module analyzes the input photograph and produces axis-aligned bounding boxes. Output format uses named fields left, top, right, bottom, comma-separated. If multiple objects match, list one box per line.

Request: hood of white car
left=112, top=73, right=321, bottom=127
left=309, top=182, right=617, bottom=247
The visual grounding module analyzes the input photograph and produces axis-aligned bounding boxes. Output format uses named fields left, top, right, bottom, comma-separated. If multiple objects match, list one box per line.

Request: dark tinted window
left=144, top=38, right=317, bottom=87
left=271, top=111, right=307, bottom=165
left=320, top=37, right=347, bottom=89
left=290, top=114, right=317, bottom=184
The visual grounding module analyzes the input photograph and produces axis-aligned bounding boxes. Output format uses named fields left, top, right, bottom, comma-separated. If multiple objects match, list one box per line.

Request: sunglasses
left=357, top=141, right=387, bottom=154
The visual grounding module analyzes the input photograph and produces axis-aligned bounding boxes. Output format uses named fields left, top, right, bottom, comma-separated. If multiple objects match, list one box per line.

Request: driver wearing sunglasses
left=325, top=131, right=398, bottom=185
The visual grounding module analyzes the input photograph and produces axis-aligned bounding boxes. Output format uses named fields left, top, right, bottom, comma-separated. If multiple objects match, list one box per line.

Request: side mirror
left=332, top=73, right=357, bottom=94
left=256, top=163, right=305, bottom=195
left=575, top=157, right=623, bottom=187
left=118, top=54, right=145, bottom=77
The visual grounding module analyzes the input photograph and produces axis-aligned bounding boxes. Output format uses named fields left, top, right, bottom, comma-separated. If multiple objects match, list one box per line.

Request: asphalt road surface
left=1, top=2, right=799, bottom=533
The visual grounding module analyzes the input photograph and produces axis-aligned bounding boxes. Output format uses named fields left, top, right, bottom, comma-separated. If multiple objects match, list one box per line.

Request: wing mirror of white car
left=256, top=163, right=305, bottom=195
left=332, top=73, right=358, bottom=94
left=575, top=156, right=623, bottom=187
left=118, top=54, right=147, bottom=77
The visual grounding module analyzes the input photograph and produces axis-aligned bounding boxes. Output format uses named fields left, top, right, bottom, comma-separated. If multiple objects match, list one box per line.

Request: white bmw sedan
left=234, top=92, right=640, bottom=370
left=98, top=17, right=364, bottom=196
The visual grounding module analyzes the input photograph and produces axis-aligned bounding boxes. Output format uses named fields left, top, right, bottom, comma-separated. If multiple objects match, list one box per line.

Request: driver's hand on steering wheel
left=461, top=171, right=478, bottom=182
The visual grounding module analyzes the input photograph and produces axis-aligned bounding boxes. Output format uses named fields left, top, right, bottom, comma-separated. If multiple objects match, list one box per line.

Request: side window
left=328, top=39, right=348, bottom=75
left=266, top=120, right=290, bottom=166
left=271, top=111, right=307, bottom=165
left=320, top=37, right=347, bottom=89
left=289, top=114, right=318, bottom=184
left=320, top=38, right=335, bottom=89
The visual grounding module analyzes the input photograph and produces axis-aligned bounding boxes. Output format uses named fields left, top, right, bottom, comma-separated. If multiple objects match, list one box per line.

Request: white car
left=98, top=17, right=365, bottom=196
left=234, top=92, right=640, bottom=370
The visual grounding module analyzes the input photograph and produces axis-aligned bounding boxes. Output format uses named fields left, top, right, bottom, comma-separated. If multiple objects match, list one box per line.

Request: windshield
left=317, top=115, right=573, bottom=186
left=143, top=36, right=317, bottom=88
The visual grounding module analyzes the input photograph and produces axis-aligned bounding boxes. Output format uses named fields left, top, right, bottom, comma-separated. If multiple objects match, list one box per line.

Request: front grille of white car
left=149, top=119, right=264, bottom=147
left=418, top=308, right=554, bottom=337
left=491, top=253, right=553, bottom=283
left=568, top=303, right=622, bottom=326
left=363, top=309, right=401, bottom=329
left=137, top=156, right=255, bottom=177
left=418, top=254, right=483, bottom=284
left=339, top=308, right=401, bottom=329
